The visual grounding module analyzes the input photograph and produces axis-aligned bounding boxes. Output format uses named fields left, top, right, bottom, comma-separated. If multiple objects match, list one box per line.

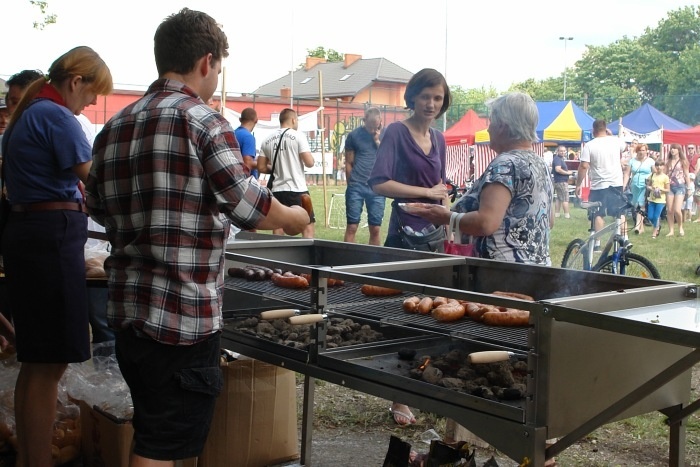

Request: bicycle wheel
left=593, top=252, right=661, bottom=279
left=561, top=239, right=588, bottom=270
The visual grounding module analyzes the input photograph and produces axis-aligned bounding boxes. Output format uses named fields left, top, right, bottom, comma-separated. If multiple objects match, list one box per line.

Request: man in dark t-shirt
left=552, top=145, right=572, bottom=218
left=343, top=107, right=386, bottom=245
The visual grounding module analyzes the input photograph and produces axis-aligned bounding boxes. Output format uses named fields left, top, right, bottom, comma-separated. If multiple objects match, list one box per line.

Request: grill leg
left=300, top=375, right=316, bottom=465
left=668, top=410, right=686, bottom=467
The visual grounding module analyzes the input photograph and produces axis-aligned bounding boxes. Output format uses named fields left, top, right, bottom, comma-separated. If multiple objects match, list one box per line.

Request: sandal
left=390, top=404, right=416, bottom=426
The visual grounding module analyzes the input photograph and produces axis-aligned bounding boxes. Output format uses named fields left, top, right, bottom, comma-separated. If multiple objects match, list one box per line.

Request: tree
left=306, top=47, right=343, bottom=62
left=640, top=6, right=700, bottom=55
left=508, top=77, right=568, bottom=102
left=445, top=85, right=497, bottom=127
left=663, top=44, right=700, bottom=124
left=30, top=0, right=56, bottom=29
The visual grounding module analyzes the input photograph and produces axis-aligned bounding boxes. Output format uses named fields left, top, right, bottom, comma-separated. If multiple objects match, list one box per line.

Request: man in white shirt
left=576, top=119, right=629, bottom=243
left=542, top=147, right=554, bottom=171
left=258, top=108, right=315, bottom=238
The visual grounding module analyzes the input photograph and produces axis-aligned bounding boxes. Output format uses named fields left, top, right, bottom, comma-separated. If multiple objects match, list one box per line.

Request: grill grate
left=333, top=301, right=528, bottom=349
left=224, top=276, right=415, bottom=306
left=224, top=277, right=528, bottom=349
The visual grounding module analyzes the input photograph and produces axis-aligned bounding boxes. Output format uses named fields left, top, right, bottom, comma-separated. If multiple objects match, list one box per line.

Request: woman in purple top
left=368, top=68, right=451, bottom=427
left=368, top=68, right=451, bottom=251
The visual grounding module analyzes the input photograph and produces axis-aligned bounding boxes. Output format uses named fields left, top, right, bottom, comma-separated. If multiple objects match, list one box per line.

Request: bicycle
left=561, top=194, right=661, bottom=279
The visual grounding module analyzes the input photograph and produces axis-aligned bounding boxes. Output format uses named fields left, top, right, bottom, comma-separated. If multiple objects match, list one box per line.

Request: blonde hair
left=9, top=46, right=112, bottom=126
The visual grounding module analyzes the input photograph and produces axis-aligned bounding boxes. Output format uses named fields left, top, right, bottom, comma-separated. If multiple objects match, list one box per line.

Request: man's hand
left=282, top=205, right=310, bottom=236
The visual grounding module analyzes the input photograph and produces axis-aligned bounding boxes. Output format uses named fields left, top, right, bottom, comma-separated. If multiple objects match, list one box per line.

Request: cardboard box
left=198, top=357, right=299, bottom=467
left=79, top=400, right=133, bottom=467
left=79, top=401, right=197, bottom=467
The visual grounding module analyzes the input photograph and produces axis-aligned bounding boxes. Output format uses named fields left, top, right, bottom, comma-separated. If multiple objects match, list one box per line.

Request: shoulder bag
left=393, top=204, right=445, bottom=253
left=266, top=129, right=290, bottom=190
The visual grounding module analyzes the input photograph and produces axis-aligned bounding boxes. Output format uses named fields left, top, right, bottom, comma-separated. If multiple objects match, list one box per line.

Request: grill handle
left=467, top=351, right=514, bottom=364
left=260, top=309, right=300, bottom=320
left=288, top=314, right=327, bottom=325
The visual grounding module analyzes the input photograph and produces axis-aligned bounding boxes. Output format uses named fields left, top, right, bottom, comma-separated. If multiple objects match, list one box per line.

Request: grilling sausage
left=482, top=308, right=530, bottom=326
left=271, top=272, right=309, bottom=289
left=402, top=296, right=420, bottom=313
left=300, top=193, right=314, bottom=217
left=431, top=302, right=466, bottom=322
left=299, top=273, right=344, bottom=287
left=492, top=291, right=534, bottom=301
left=417, top=297, right=434, bottom=315
left=227, top=267, right=247, bottom=278
left=360, top=285, right=403, bottom=296
left=463, top=302, right=489, bottom=321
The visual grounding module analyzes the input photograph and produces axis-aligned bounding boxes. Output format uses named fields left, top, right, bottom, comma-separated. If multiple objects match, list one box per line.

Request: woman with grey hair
left=409, top=92, right=553, bottom=265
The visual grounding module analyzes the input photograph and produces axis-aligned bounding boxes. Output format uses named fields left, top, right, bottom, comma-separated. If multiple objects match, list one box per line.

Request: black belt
left=11, top=201, right=88, bottom=214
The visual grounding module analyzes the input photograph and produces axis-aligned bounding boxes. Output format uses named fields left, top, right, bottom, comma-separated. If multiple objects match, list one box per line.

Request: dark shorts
left=273, top=191, right=316, bottom=223
left=115, top=328, right=223, bottom=460
left=345, top=183, right=386, bottom=226
left=3, top=210, right=90, bottom=363
left=589, top=186, right=626, bottom=217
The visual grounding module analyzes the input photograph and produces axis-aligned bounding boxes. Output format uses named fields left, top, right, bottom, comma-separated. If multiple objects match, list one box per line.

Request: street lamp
left=559, top=36, right=574, bottom=100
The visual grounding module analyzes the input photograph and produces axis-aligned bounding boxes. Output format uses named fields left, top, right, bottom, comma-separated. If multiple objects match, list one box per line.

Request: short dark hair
left=154, top=8, right=229, bottom=76
left=6, top=69, right=44, bottom=90
left=592, top=119, right=607, bottom=134
left=404, top=68, right=451, bottom=119
left=279, top=108, right=296, bottom=125
left=240, top=107, right=257, bottom=123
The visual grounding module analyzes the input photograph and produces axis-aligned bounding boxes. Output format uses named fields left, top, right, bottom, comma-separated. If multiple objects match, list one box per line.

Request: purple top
left=368, top=122, right=445, bottom=232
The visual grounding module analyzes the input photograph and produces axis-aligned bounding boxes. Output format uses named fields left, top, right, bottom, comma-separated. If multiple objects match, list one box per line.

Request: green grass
left=307, top=184, right=700, bottom=284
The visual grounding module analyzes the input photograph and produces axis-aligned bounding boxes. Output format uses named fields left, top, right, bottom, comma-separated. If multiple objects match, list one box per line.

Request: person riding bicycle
left=575, top=119, right=628, bottom=251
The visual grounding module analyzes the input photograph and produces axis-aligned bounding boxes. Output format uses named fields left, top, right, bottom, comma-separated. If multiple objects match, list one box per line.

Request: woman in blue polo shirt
left=1, top=46, right=112, bottom=466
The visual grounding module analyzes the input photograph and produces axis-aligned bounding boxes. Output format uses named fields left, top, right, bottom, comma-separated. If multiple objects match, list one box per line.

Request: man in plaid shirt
left=85, top=8, right=308, bottom=464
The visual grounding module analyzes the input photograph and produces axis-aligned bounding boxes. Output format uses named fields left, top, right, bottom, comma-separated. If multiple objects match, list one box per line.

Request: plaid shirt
left=86, top=79, right=272, bottom=345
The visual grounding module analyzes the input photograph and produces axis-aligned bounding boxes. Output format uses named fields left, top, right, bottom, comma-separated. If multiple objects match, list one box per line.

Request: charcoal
left=398, top=348, right=417, bottom=360
left=421, top=365, right=443, bottom=384
left=440, top=377, right=465, bottom=390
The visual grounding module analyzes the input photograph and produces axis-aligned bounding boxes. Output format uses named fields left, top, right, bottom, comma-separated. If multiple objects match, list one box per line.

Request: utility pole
left=559, top=36, right=574, bottom=100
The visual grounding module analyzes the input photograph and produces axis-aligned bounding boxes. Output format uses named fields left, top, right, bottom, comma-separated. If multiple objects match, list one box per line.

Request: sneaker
left=555, top=213, right=561, bottom=218
left=564, top=213, right=570, bottom=219
left=593, top=242, right=602, bottom=253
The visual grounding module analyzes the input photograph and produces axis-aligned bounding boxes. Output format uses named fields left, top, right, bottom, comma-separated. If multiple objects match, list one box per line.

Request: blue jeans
left=345, top=183, right=386, bottom=226
left=647, top=201, right=665, bottom=229
left=87, top=287, right=115, bottom=344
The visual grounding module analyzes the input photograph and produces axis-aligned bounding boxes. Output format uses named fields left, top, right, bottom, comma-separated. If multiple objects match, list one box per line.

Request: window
left=339, top=74, right=353, bottom=81
left=300, top=77, right=312, bottom=84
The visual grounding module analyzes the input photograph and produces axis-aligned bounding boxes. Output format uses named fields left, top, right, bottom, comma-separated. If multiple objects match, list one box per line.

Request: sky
left=2, top=0, right=696, bottom=96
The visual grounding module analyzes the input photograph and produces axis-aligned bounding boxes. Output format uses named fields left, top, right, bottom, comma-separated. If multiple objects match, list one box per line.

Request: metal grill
left=222, top=237, right=699, bottom=466
left=224, top=276, right=416, bottom=306
left=224, top=276, right=528, bottom=350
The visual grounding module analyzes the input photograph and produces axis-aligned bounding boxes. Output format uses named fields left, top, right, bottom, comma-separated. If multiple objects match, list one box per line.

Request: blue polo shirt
left=3, top=99, right=89, bottom=203
left=235, top=126, right=258, bottom=178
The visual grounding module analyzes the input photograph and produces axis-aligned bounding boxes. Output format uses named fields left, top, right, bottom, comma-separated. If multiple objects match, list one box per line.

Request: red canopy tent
left=444, top=110, right=489, bottom=184
left=663, top=125, right=700, bottom=146
left=444, top=109, right=489, bottom=145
